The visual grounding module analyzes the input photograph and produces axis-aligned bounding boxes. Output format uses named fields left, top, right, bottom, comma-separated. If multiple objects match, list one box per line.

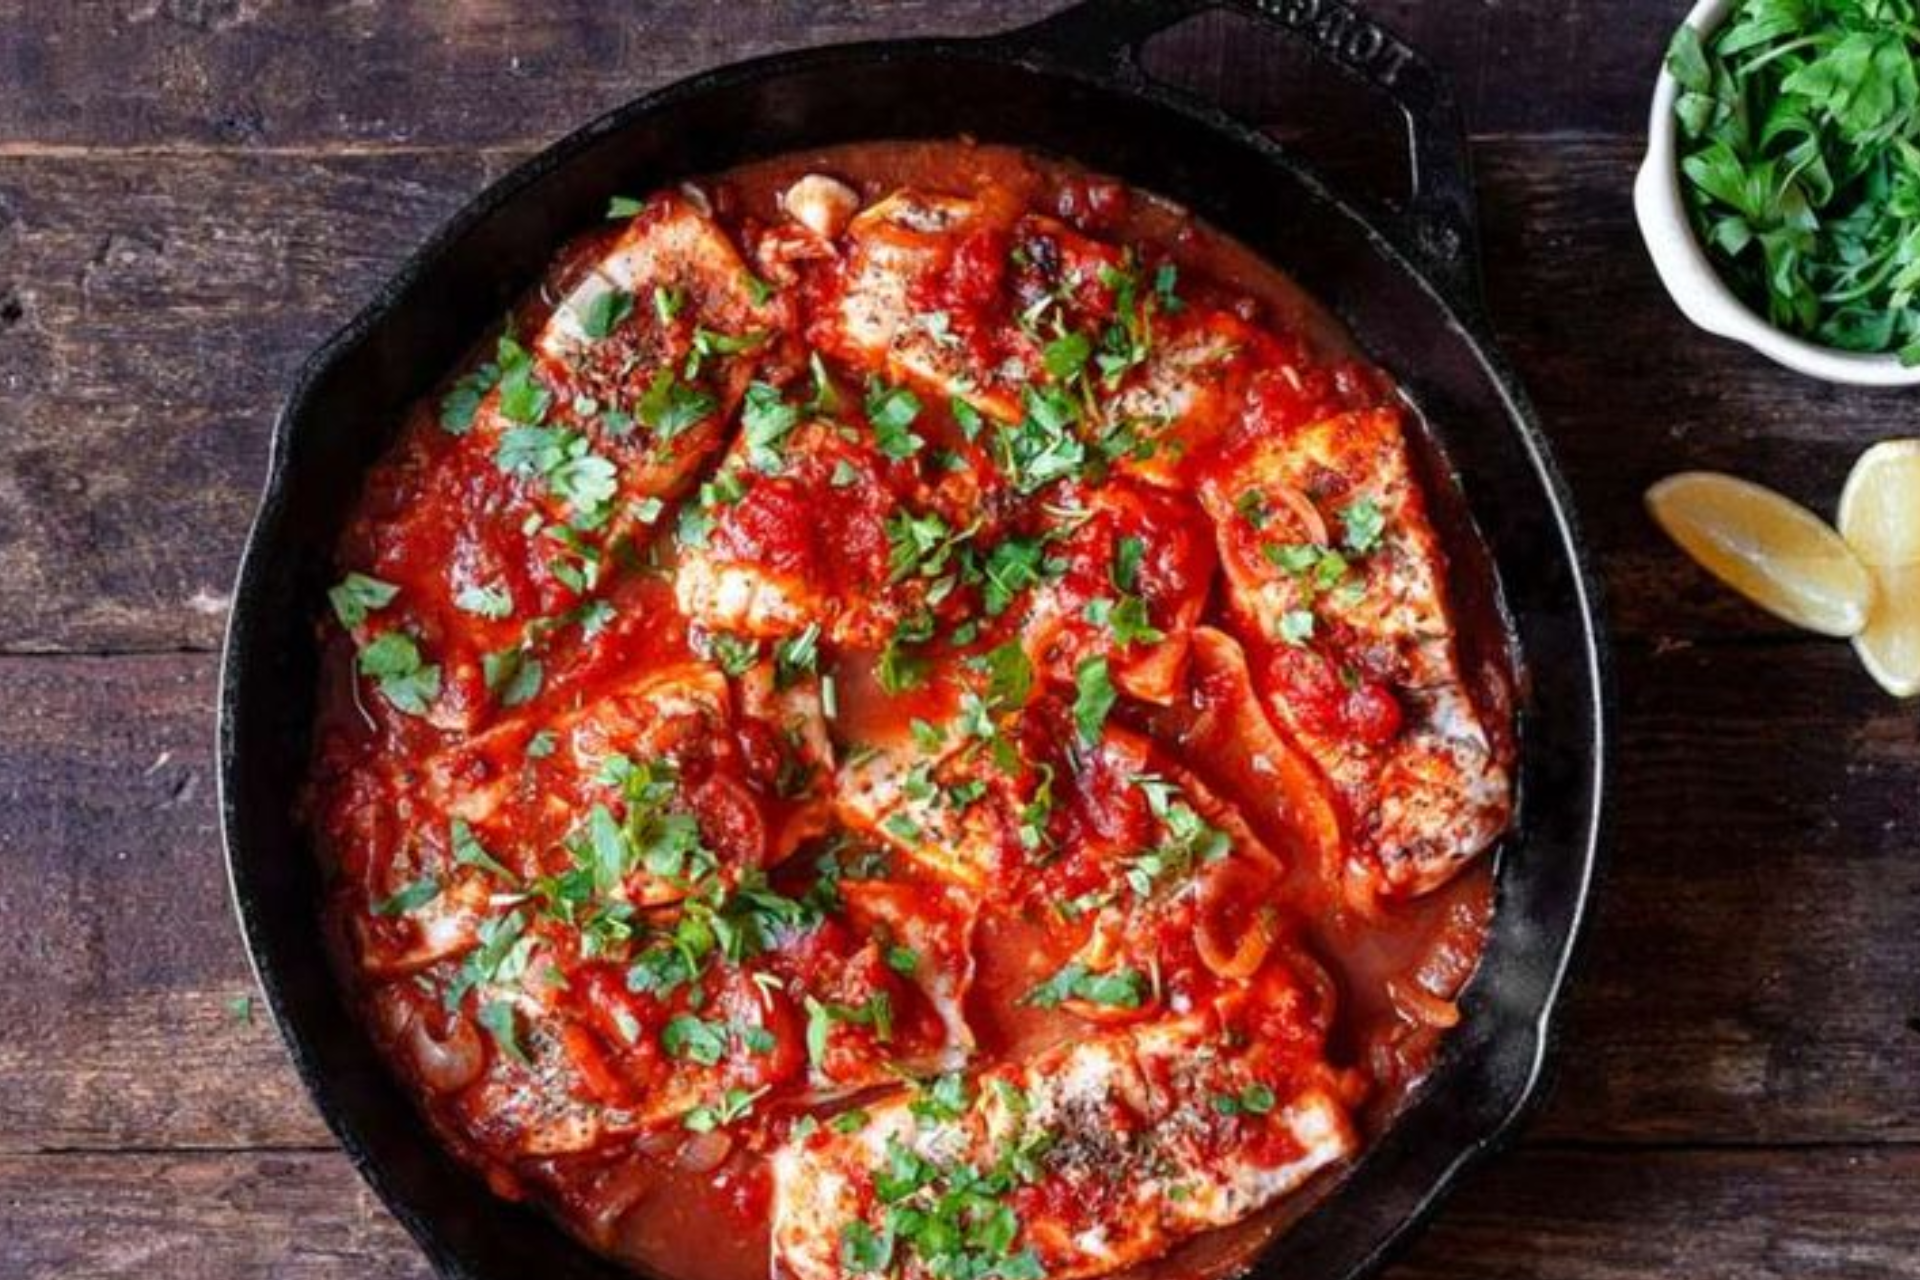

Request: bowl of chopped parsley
left=1637, top=0, right=1920, bottom=384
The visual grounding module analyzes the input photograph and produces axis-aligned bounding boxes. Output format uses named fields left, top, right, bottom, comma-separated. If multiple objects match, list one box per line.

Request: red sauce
left=308, top=141, right=1512, bottom=1280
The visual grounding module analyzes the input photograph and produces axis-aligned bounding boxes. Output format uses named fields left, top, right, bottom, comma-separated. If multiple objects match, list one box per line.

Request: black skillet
left=220, top=1, right=1611, bottom=1276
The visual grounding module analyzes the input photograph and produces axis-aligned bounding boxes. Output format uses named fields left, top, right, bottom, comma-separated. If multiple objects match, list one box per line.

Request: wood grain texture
left=4, top=0, right=1918, bottom=1275
left=5, top=1145, right=1919, bottom=1280
left=0, top=0, right=1673, bottom=153
left=2, top=138, right=1908, bottom=653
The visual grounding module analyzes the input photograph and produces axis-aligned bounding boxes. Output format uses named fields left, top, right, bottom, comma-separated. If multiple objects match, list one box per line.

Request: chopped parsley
left=865, top=379, right=926, bottom=460
left=438, top=358, right=502, bottom=436
left=494, top=336, right=551, bottom=426
left=706, top=631, right=763, bottom=677
left=329, top=572, right=398, bottom=629
left=1084, top=594, right=1165, bottom=647
left=481, top=647, right=544, bottom=707
left=477, top=999, right=528, bottom=1064
left=910, top=1072, right=972, bottom=1123
left=1126, top=775, right=1231, bottom=897
left=683, top=1084, right=768, bottom=1132
left=577, top=286, right=634, bottom=341
left=1042, top=330, right=1093, bottom=382
left=804, top=991, right=894, bottom=1067
left=1278, top=608, right=1316, bottom=647
left=1211, top=1081, right=1278, bottom=1117
left=976, top=639, right=1034, bottom=709
left=774, top=623, right=823, bottom=688
left=662, top=1013, right=731, bottom=1067
left=995, top=384, right=1086, bottom=493
left=357, top=631, right=441, bottom=716
left=373, top=876, right=439, bottom=917
left=1342, top=495, right=1386, bottom=554
left=653, top=284, right=686, bottom=324
left=1022, top=961, right=1146, bottom=1009
left=637, top=367, right=718, bottom=440
left=1071, top=655, right=1117, bottom=743
left=950, top=395, right=985, bottom=442
left=741, top=381, right=802, bottom=472
left=453, top=581, right=513, bottom=620
left=450, top=818, right=517, bottom=883
left=980, top=536, right=1050, bottom=617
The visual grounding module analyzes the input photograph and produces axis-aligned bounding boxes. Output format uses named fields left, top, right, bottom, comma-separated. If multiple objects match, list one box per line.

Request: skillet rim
left=218, top=25, right=1613, bottom=1280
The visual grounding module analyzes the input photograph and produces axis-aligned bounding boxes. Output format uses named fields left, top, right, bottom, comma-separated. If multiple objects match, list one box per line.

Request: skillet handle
left=1004, top=0, right=1481, bottom=311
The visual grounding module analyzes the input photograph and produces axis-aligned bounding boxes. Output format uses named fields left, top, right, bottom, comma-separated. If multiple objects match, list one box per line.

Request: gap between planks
left=0, top=130, right=1633, bottom=162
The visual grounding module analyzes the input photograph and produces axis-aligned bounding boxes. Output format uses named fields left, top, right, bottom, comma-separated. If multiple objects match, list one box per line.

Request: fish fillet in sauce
left=308, top=142, right=1512, bottom=1280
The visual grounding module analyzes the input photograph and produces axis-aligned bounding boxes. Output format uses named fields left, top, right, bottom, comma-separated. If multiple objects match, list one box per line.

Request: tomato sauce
left=308, top=140, right=1512, bottom=1280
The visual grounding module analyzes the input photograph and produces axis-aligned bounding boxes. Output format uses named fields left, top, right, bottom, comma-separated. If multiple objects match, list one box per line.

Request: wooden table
left=2, top=2, right=1916, bottom=1276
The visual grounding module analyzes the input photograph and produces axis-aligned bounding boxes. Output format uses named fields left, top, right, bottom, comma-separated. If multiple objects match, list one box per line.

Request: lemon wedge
left=1837, top=440, right=1920, bottom=566
left=1837, top=440, right=1920, bottom=697
left=1850, top=564, right=1920, bottom=697
left=1646, top=472, right=1872, bottom=637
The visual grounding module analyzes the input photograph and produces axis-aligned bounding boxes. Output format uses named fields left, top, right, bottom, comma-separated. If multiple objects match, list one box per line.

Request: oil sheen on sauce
left=308, top=140, right=1511, bottom=1280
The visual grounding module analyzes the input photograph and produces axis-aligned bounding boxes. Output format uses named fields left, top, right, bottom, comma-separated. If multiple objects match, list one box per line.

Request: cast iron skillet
left=221, top=1, right=1610, bottom=1276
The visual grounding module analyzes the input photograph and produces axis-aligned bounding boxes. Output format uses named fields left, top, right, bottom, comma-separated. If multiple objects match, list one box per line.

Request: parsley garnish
left=1668, top=4, right=1920, bottom=359
left=1042, top=330, right=1093, bottom=382
left=494, top=336, right=550, bottom=425
left=865, top=380, right=925, bottom=460
left=741, top=381, right=801, bottom=471
left=482, top=647, right=544, bottom=707
left=438, top=357, right=502, bottom=435
left=980, top=535, right=1050, bottom=617
left=450, top=818, right=517, bottom=883
left=1022, top=961, right=1146, bottom=1009
left=477, top=999, right=528, bottom=1064
left=976, top=639, right=1034, bottom=708
left=804, top=991, right=894, bottom=1067
left=774, top=622, right=823, bottom=688
left=637, top=368, right=718, bottom=440
left=453, top=581, right=513, bottom=620
left=683, top=1085, right=767, bottom=1132
left=995, top=384, right=1086, bottom=492
left=663, top=1013, right=731, bottom=1066
left=374, top=876, right=439, bottom=917
left=1212, top=1081, right=1278, bottom=1116
left=577, top=286, right=634, bottom=341
left=1342, top=495, right=1386, bottom=554
left=357, top=631, right=440, bottom=716
left=1071, top=655, right=1117, bottom=742
left=950, top=395, right=985, bottom=442
left=653, top=284, right=686, bottom=324
left=1278, top=609, right=1316, bottom=646
left=329, top=572, right=398, bottom=628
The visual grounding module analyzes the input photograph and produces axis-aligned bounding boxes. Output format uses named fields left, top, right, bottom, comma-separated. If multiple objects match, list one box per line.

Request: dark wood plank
left=3, top=641, right=1914, bottom=1153
left=0, top=652, right=331, bottom=1151
left=1, top=137, right=1904, bottom=654
left=0, top=1152, right=429, bottom=1280
left=1397, top=1145, right=1920, bottom=1279
left=0, top=0, right=1681, bottom=153
left=4, top=1145, right=1919, bottom=1280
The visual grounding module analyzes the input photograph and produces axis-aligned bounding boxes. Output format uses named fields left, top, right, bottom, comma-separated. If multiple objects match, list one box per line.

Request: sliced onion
left=1387, top=975, right=1460, bottom=1029
left=1269, top=482, right=1329, bottom=546
left=782, top=174, right=861, bottom=241
left=1195, top=858, right=1280, bottom=980
left=675, top=1129, right=734, bottom=1174
left=408, top=1011, right=485, bottom=1093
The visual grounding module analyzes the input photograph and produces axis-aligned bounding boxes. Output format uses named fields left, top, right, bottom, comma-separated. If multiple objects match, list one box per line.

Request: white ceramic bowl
left=1635, top=0, right=1920, bottom=386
